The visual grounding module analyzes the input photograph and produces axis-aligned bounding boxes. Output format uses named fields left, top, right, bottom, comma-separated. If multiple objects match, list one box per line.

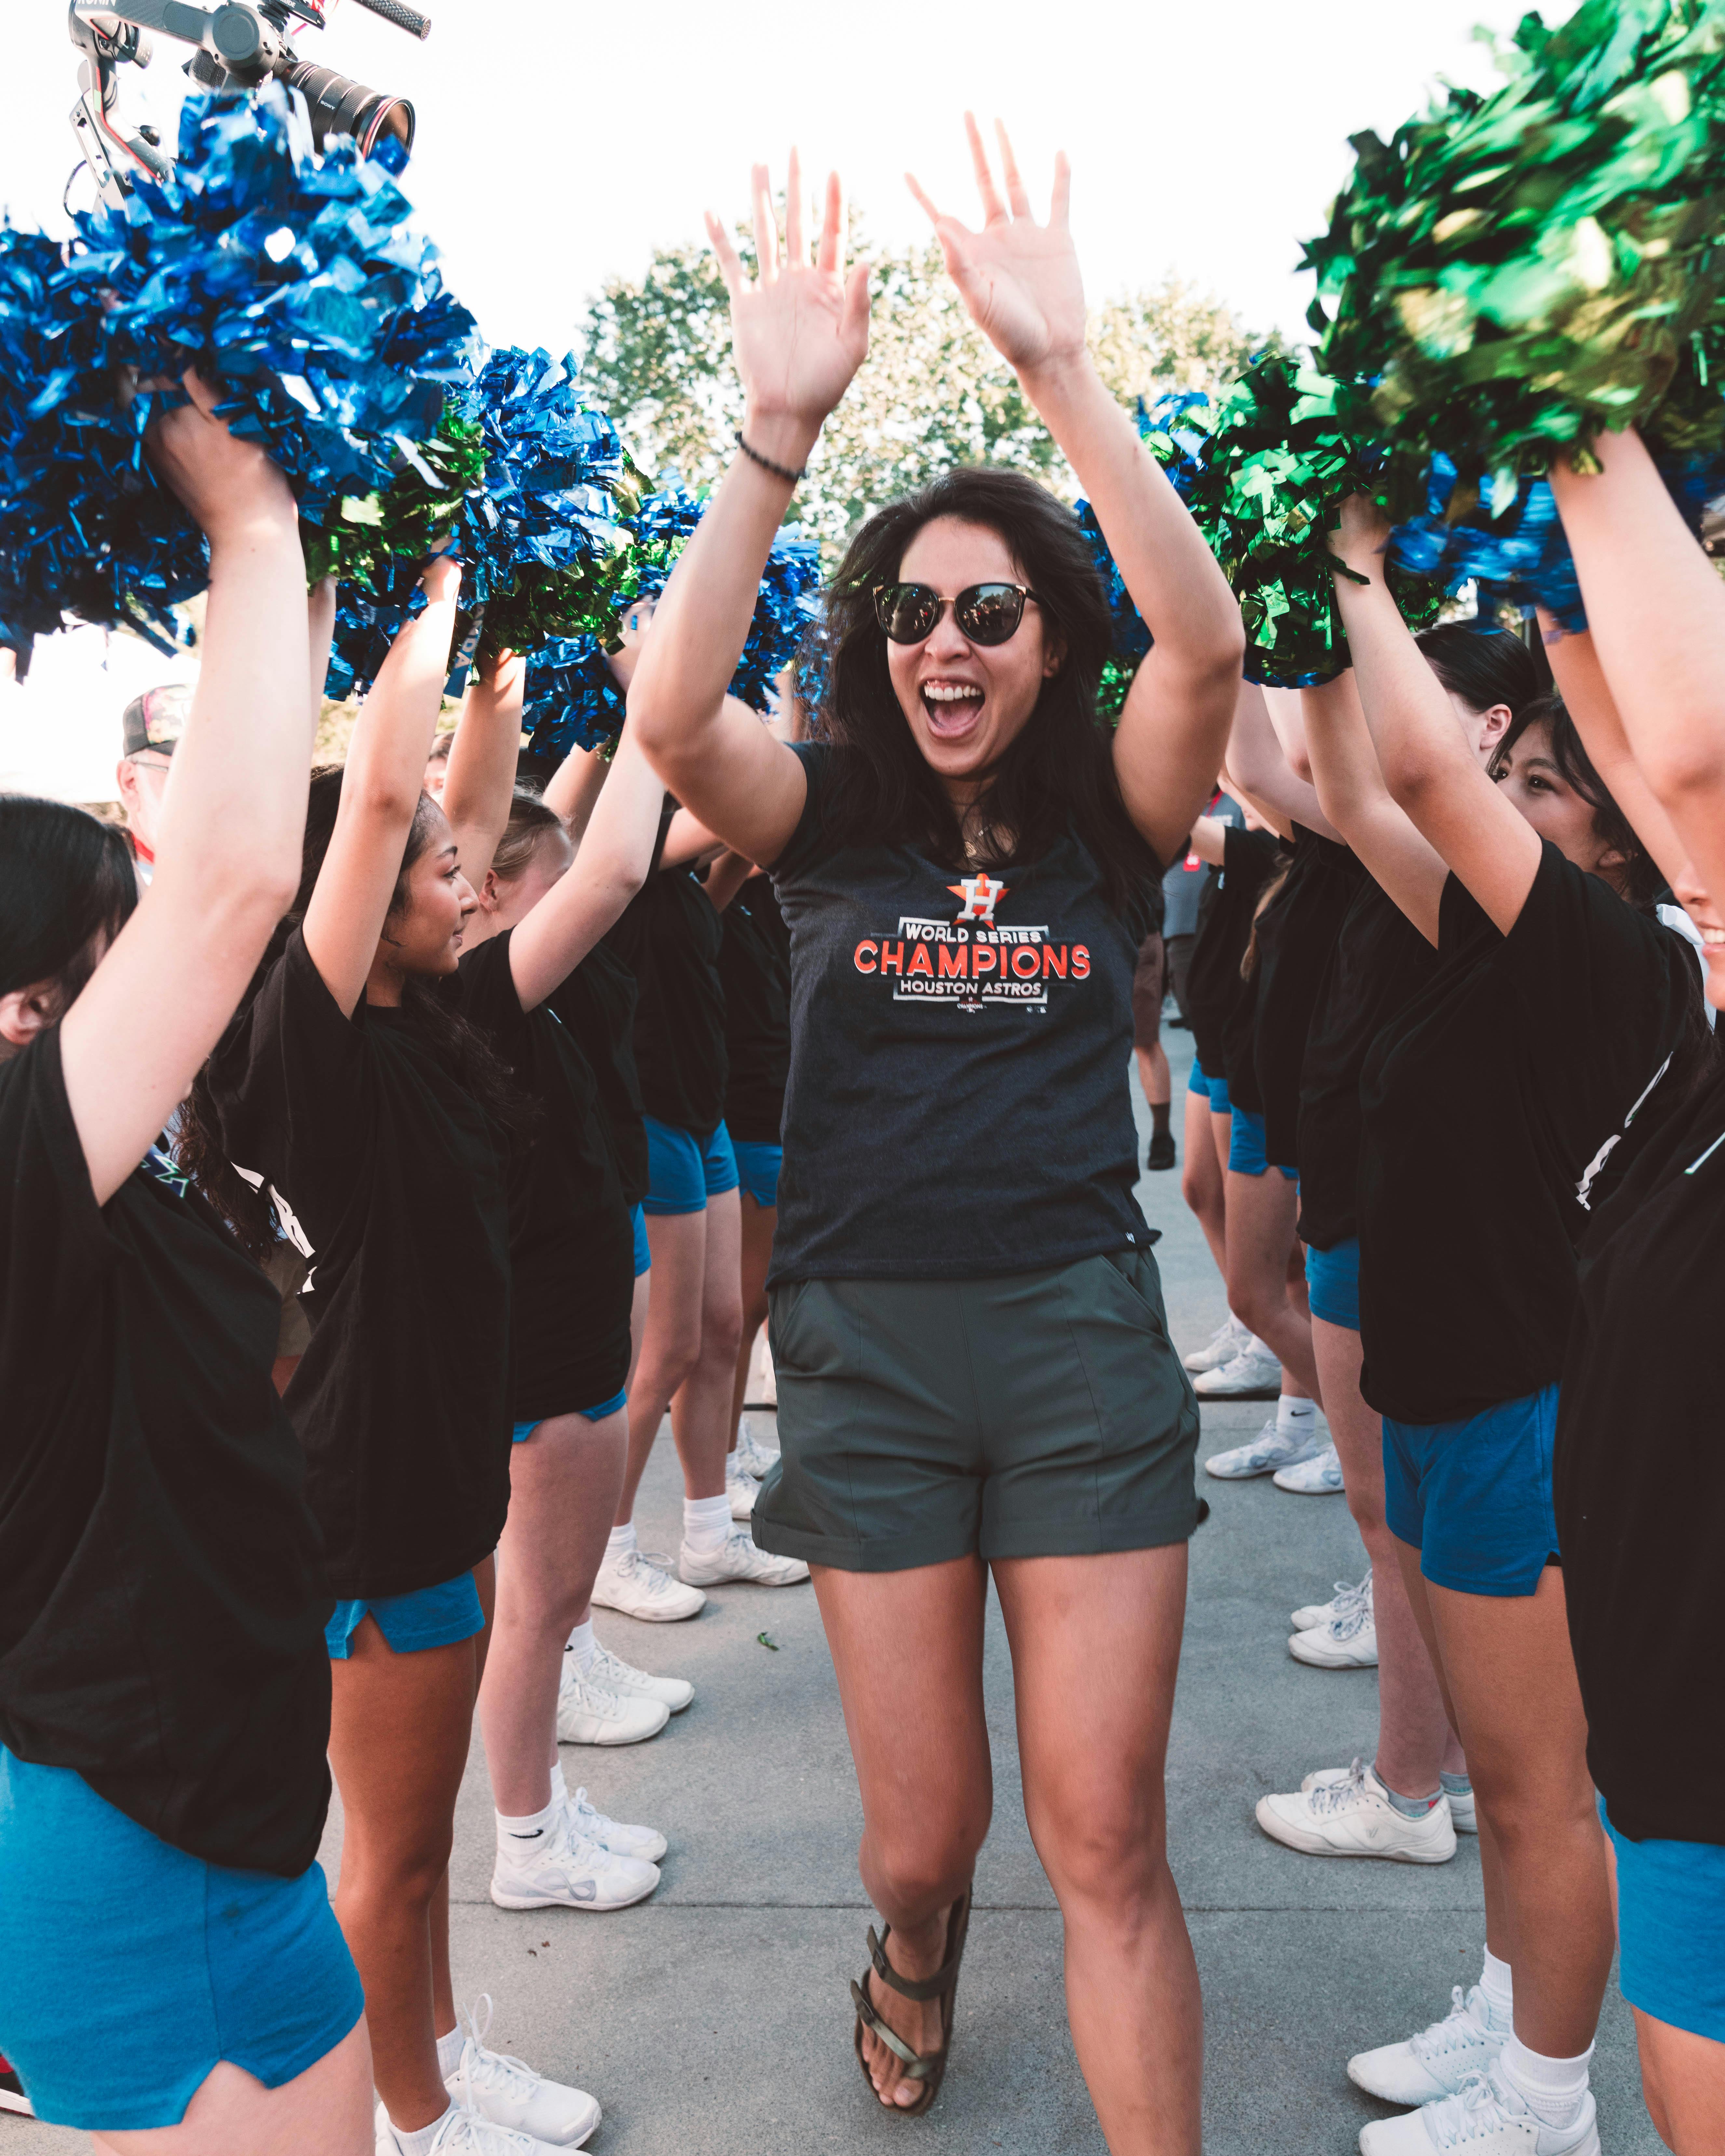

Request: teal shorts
left=754, top=1247, right=1203, bottom=1572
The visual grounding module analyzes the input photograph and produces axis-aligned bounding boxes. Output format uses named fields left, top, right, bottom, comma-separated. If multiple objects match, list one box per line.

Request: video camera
left=68, top=0, right=430, bottom=204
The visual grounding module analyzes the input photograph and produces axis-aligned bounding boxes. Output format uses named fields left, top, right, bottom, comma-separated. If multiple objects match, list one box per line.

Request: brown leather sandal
left=849, top=1885, right=973, bottom=2118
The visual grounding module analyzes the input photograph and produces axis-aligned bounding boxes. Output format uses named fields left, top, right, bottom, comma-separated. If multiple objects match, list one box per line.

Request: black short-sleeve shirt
left=0, top=1030, right=332, bottom=1876
left=1252, top=831, right=1366, bottom=1169
left=633, top=867, right=728, bottom=1139
left=454, top=934, right=633, bottom=1420
left=765, top=742, right=1158, bottom=1284
left=1296, top=878, right=1440, bottom=1251
left=209, top=929, right=513, bottom=1599
left=1357, top=844, right=1696, bottom=1425
left=1556, top=1058, right=1725, bottom=1845
left=1184, top=824, right=1283, bottom=1097
left=548, top=939, right=648, bottom=1209
left=720, top=872, right=792, bottom=1145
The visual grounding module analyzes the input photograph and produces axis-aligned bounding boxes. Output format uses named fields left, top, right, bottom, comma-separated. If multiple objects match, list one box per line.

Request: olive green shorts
left=752, top=1247, right=1203, bottom=1573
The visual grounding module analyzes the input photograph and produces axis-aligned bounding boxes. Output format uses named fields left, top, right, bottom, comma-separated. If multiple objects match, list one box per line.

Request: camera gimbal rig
left=68, top=0, right=431, bottom=206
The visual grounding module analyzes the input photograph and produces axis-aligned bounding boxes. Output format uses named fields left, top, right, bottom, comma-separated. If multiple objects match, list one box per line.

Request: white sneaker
left=1292, top=1567, right=1370, bottom=1632
left=734, top=1425, right=780, bottom=1479
left=490, top=1815, right=659, bottom=1912
left=1204, top=1410, right=1325, bottom=1479
left=1183, top=1312, right=1252, bottom=1374
left=1255, top=1757, right=1456, bottom=1863
left=555, top=1663, right=670, bottom=1747
left=566, top=1782, right=668, bottom=1864
left=1290, top=1570, right=1378, bottom=1666
left=725, top=1450, right=760, bottom=1521
left=1349, top=1985, right=1508, bottom=2106
left=1357, top=2060, right=1598, bottom=2156
left=377, top=2096, right=576, bottom=2155
left=1192, top=1340, right=1283, bottom=1397
left=582, top=1637, right=693, bottom=1713
left=445, top=1998, right=600, bottom=2148
left=678, top=1527, right=809, bottom=1588
left=590, top=1542, right=706, bottom=1622
left=1305, top=1761, right=1478, bottom=1832
left=1274, top=1439, right=1345, bottom=1493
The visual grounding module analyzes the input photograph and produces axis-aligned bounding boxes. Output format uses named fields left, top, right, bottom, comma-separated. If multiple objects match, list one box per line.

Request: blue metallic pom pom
left=523, top=635, right=627, bottom=759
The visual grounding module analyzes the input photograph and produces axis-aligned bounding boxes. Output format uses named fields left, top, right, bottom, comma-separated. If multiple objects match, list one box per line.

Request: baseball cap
left=122, top=683, right=194, bottom=759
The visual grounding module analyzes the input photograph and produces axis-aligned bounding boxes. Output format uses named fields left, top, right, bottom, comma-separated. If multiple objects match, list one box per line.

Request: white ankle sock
left=1499, top=2031, right=1593, bottom=2129
left=385, top=2104, right=455, bottom=2156
left=550, top=1759, right=569, bottom=1809
left=683, top=1493, right=731, bottom=1553
left=495, top=1793, right=559, bottom=1859
left=605, top=1522, right=636, bottom=1561
left=1276, top=1396, right=1317, bottom=1435
left=435, top=2024, right=462, bottom=2077
left=1479, top=1944, right=1515, bottom=2030
left=565, top=1617, right=595, bottom=1670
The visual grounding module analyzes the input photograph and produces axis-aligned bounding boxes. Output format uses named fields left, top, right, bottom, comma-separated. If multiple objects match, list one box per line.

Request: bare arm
left=441, top=649, right=525, bottom=887
left=301, top=556, right=463, bottom=1017
left=706, top=850, right=759, bottom=911
left=662, top=808, right=728, bottom=870
left=1225, top=678, right=1341, bottom=842
left=1549, top=428, right=1725, bottom=907
left=1330, top=495, right=1539, bottom=935
left=542, top=613, right=650, bottom=839
left=912, top=117, right=1244, bottom=867
left=1188, top=815, right=1228, bottom=868
left=1537, top=612, right=1691, bottom=895
left=507, top=721, right=667, bottom=1010
left=1300, top=670, right=1446, bottom=944
left=628, top=156, right=869, bottom=863
left=308, top=577, right=336, bottom=730
left=55, top=377, right=312, bottom=1203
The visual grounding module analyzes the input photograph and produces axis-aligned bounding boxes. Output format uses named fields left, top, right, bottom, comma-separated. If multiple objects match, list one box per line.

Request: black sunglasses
left=872, top=581, right=1042, bottom=647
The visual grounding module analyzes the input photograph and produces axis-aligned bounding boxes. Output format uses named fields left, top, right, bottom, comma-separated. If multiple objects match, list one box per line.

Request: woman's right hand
left=145, top=369, right=298, bottom=545
left=706, top=149, right=871, bottom=448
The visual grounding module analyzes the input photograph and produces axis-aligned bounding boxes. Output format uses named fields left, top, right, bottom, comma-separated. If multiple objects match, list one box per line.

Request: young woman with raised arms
left=623, top=122, right=1244, bottom=2151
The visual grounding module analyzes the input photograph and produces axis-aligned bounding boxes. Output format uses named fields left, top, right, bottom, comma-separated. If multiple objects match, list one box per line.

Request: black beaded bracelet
left=735, top=429, right=808, bottom=484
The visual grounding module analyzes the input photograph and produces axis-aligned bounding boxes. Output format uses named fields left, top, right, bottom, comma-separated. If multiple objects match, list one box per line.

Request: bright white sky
left=2, top=0, right=1567, bottom=796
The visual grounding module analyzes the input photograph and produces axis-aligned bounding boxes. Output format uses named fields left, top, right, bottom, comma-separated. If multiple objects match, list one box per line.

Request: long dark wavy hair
left=178, top=767, right=534, bottom=1258
left=0, top=795, right=139, bottom=1018
left=807, top=467, right=1160, bottom=914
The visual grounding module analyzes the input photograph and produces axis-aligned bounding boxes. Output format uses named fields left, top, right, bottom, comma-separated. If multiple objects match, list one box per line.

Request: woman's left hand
left=909, top=115, right=1085, bottom=381
left=1332, top=493, right=1393, bottom=578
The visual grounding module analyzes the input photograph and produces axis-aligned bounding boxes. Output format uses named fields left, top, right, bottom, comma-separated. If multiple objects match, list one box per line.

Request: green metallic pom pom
left=1141, top=357, right=1442, bottom=687
left=302, top=405, right=487, bottom=594
left=1303, top=0, right=1725, bottom=510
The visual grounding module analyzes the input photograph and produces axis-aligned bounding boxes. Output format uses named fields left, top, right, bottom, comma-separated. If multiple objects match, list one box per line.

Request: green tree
left=577, top=221, right=1275, bottom=564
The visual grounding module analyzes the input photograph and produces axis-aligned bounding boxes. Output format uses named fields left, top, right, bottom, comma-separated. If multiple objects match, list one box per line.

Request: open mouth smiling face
left=886, top=516, right=1062, bottom=780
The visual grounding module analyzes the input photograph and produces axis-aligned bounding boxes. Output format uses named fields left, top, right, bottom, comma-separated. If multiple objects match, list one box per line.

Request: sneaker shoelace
left=559, top=1666, right=626, bottom=1716
left=1423, top=2062, right=1532, bottom=2149
left=1328, top=1575, right=1375, bottom=1641
left=569, top=1785, right=620, bottom=1839
left=1323, top=1570, right=1371, bottom=1617
left=617, top=1549, right=682, bottom=1596
left=586, top=1644, right=645, bottom=1692
left=1409, top=1988, right=1494, bottom=2064
left=1307, top=1758, right=1370, bottom=1816
left=456, top=1997, right=542, bottom=2105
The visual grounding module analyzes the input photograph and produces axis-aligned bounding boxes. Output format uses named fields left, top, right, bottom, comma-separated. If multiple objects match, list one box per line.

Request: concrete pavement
left=4, top=1020, right=1660, bottom=2154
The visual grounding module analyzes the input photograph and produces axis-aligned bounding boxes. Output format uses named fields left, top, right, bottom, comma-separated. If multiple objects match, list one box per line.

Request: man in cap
left=116, top=683, right=193, bottom=882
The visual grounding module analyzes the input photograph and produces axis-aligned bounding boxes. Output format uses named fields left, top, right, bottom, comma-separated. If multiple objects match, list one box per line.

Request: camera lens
left=274, top=59, right=415, bottom=156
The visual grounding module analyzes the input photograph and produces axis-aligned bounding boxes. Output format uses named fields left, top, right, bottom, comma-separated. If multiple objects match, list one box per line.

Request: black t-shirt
left=454, top=934, right=633, bottom=1420
left=1296, top=877, right=1440, bottom=1251
left=209, top=929, right=513, bottom=1598
left=549, top=939, right=648, bottom=1209
left=0, top=1031, right=332, bottom=1876
left=633, top=867, right=728, bottom=1138
left=1557, top=1058, right=1725, bottom=1845
left=1357, top=844, right=1695, bottom=1425
left=1185, top=824, right=1283, bottom=1095
left=1252, top=830, right=1365, bottom=1169
left=1557, top=1059, right=1725, bottom=1843
left=720, top=872, right=792, bottom=1145
left=765, top=741, right=1158, bottom=1284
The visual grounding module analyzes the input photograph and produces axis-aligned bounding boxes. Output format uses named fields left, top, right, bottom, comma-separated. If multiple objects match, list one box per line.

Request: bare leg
left=1223, top=1168, right=1320, bottom=1397
left=328, top=1622, right=477, bottom=2131
left=626, top=1266, right=649, bottom=1394
left=995, top=1546, right=1201, bottom=2155
left=668, top=1188, right=743, bottom=1502
left=810, top=1557, right=993, bottom=2109
left=1634, top=2009, right=1725, bottom=2153
left=728, top=1190, right=777, bottom=1450
left=1398, top=1546, right=1610, bottom=2053
left=1180, top=1089, right=1227, bottom=1281
left=614, top=1209, right=704, bottom=1524
left=479, top=1408, right=628, bottom=1816
left=1311, top=1318, right=1451, bottom=1795
left=1135, top=1042, right=1171, bottom=1113
left=93, top=2022, right=373, bottom=2156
